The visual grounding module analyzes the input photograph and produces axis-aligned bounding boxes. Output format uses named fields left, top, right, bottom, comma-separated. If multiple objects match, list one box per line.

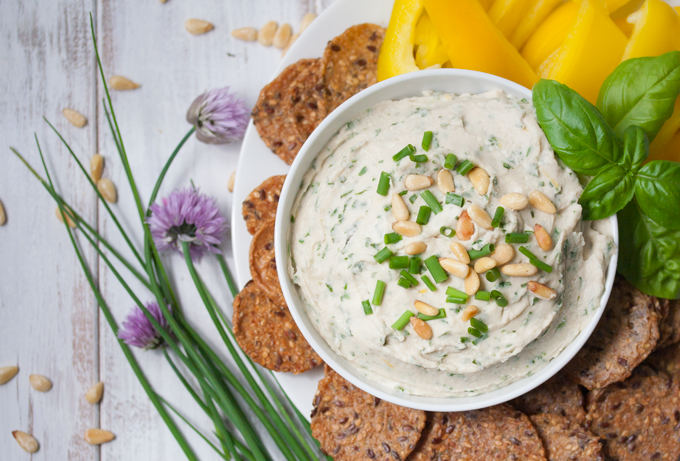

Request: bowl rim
left=275, top=68, right=619, bottom=411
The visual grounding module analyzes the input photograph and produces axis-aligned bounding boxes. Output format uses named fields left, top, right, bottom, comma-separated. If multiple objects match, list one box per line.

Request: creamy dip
left=288, top=90, right=614, bottom=397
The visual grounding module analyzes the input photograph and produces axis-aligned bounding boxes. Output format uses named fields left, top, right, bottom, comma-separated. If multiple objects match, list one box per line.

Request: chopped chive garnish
left=460, top=336, right=470, bottom=343
left=456, top=159, right=475, bottom=175
left=491, top=207, right=505, bottom=228
left=389, top=255, right=409, bottom=269
left=421, top=131, right=433, bottom=151
left=420, top=190, right=443, bottom=214
left=399, top=190, right=408, bottom=196
left=391, top=310, right=414, bottom=330
left=531, top=258, right=553, bottom=273
left=409, top=194, right=418, bottom=204
left=374, top=247, right=393, bottom=263
left=440, top=226, right=456, bottom=238
left=486, top=267, right=501, bottom=282
left=470, top=318, right=488, bottom=333
left=397, top=277, right=412, bottom=289
left=410, top=154, right=429, bottom=163
left=417, top=308, right=446, bottom=321
left=446, top=286, right=468, bottom=299
left=372, top=280, right=386, bottom=306
left=416, top=206, right=432, bottom=225
left=424, top=256, right=448, bottom=283
left=444, top=153, right=458, bottom=169
left=400, top=270, right=419, bottom=286
left=475, top=291, right=491, bottom=301
left=445, top=193, right=464, bottom=207
left=393, top=144, right=416, bottom=161
left=408, top=257, right=422, bottom=275
left=362, top=300, right=373, bottom=315
left=468, top=244, right=495, bottom=260
left=377, top=171, right=390, bottom=196
left=491, top=290, right=509, bottom=307
left=384, top=232, right=402, bottom=244
left=468, top=327, right=482, bottom=338
left=422, top=275, right=436, bottom=292
left=505, top=232, right=530, bottom=244
left=446, top=296, right=467, bottom=304
left=519, top=246, right=537, bottom=259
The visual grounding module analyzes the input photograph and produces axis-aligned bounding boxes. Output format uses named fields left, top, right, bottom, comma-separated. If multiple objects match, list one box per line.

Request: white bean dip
left=288, top=90, right=614, bottom=397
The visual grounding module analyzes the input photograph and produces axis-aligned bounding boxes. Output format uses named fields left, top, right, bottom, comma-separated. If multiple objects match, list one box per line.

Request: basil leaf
left=634, top=160, right=680, bottom=230
left=618, top=201, right=680, bottom=300
left=533, top=79, right=622, bottom=176
left=579, top=165, right=635, bottom=221
left=597, top=51, right=680, bottom=142
left=620, top=125, right=648, bottom=172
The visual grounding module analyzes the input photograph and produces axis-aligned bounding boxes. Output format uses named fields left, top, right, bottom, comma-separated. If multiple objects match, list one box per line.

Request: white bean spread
left=288, top=90, right=614, bottom=397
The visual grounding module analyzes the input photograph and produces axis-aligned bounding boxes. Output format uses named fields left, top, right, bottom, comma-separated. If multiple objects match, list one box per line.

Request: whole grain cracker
left=646, top=341, right=680, bottom=382
left=311, top=365, right=426, bottom=461
left=511, top=372, right=586, bottom=424
left=288, top=59, right=327, bottom=140
left=410, top=405, right=546, bottom=461
left=564, top=276, right=661, bottom=390
left=242, top=175, right=286, bottom=235
left=529, top=413, right=603, bottom=461
left=657, top=299, right=680, bottom=349
left=233, top=281, right=321, bottom=373
left=249, top=222, right=285, bottom=307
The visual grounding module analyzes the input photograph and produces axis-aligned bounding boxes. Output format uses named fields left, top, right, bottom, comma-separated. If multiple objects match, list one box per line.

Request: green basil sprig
left=635, top=160, right=680, bottom=229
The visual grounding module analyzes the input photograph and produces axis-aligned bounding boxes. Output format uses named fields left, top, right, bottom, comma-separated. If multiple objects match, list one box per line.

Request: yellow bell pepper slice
left=488, top=0, right=538, bottom=39
left=479, top=0, right=495, bottom=11
left=522, top=1, right=579, bottom=70
left=423, top=0, right=539, bottom=89
left=377, top=0, right=424, bottom=81
left=414, top=13, right=450, bottom=69
left=622, top=0, right=680, bottom=60
left=650, top=97, right=680, bottom=162
left=511, top=0, right=564, bottom=48
left=538, top=0, right=627, bottom=104
left=611, top=0, right=645, bottom=35
left=605, top=0, right=632, bottom=13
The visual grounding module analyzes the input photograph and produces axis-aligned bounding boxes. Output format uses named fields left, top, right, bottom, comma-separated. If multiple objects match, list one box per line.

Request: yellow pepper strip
left=605, top=0, right=632, bottom=13
left=538, top=0, right=627, bottom=104
left=479, top=0, right=495, bottom=11
left=414, top=13, right=450, bottom=69
left=522, top=2, right=579, bottom=70
left=650, top=97, right=680, bottom=162
left=622, top=0, right=680, bottom=60
left=488, top=0, right=538, bottom=40
left=377, top=0, right=424, bottom=81
left=511, top=0, right=564, bottom=48
left=611, top=0, right=645, bottom=35
left=613, top=16, right=635, bottom=36
left=423, top=0, right=539, bottom=89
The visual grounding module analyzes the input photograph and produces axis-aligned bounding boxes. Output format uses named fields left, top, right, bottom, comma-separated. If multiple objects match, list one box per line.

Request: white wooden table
left=0, top=1, right=334, bottom=459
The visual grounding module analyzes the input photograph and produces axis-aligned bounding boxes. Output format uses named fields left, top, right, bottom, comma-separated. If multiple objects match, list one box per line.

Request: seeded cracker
left=232, top=281, right=321, bottom=373
left=242, top=175, right=286, bottom=235
left=321, top=24, right=385, bottom=113
left=249, top=221, right=285, bottom=307
left=511, top=372, right=586, bottom=424
left=410, top=405, right=546, bottom=461
left=657, top=299, right=680, bottom=349
left=586, top=366, right=680, bottom=460
left=310, top=365, right=426, bottom=461
left=646, top=341, right=680, bottom=382
left=564, top=276, right=661, bottom=390
left=529, top=413, right=603, bottom=461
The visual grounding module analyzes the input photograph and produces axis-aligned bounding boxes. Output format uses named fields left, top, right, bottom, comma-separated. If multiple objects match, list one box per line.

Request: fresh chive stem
left=530, top=258, right=553, bottom=273
left=491, top=290, right=509, bottom=307
left=377, top=171, right=390, bottom=196
left=397, top=277, right=412, bottom=289
left=491, top=206, right=505, bottom=228
left=440, top=226, right=456, bottom=238
left=374, top=247, right=393, bottom=263
left=408, top=257, right=422, bottom=275
left=420, top=190, right=443, bottom=214
left=470, top=317, right=489, bottom=333
left=400, top=270, right=419, bottom=286
left=389, top=255, right=409, bottom=269
left=444, top=153, right=457, bottom=169
left=393, top=144, right=416, bottom=161
left=422, top=275, right=437, bottom=291
left=468, top=244, right=495, bottom=260
left=410, top=154, right=429, bottom=163
left=416, top=206, right=432, bottom=225
left=417, top=308, right=446, bottom=320
left=486, top=267, right=501, bottom=282
left=421, top=131, right=433, bottom=151
left=446, top=286, right=468, bottom=299
left=372, top=280, right=386, bottom=306
left=446, top=296, right=468, bottom=304
left=362, top=300, right=373, bottom=315
left=445, top=193, right=464, bottom=207
left=519, top=246, right=537, bottom=259
left=456, top=159, right=475, bottom=175
left=384, top=232, right=402, bottom=244
left=505, top=232, right=530, bottom=243
left=468, top=327, right=482, bottom=338
left=424, top=256, right=448, bottom=283
left=475, top=291, right=491, bottom=301
left=391, top=310, right=415, bottom=330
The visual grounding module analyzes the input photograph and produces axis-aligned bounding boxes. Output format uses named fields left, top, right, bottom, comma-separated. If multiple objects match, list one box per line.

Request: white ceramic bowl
left=275, top=68, right=619, bottom=411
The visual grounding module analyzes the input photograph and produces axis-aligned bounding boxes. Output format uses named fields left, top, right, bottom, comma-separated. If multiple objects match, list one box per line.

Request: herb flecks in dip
left=288, top=90, right=614, bottom=397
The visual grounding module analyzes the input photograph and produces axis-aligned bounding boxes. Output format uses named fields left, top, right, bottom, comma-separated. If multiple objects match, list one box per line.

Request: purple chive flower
left=147, top=187, right=228, bottom=261
left=186, top=86, right=249, bottom=145
left=118, top=302, right=172, bottom=350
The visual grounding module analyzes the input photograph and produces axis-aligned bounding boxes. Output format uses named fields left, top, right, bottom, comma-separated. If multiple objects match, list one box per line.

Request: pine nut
left=468, top=167, right=490, bottom=195
left=258, top=21, right=278, bottom=46
left=109, top=75, right=139, bottom=91
left=461, top=305, right=479, bottom=321
left=500, top=193, right=529, bottom=210
left=436, top=169, right=455, bottom=194
left=55, top=206, right=76, bottom=228
left=300, top=13, right=316, bottom=33
left=449, top=242, right=470, bottom=264
left=474, top=257, right=497, bottom=273
left=528, top=281, right=557, bottom=300
left=529, top=191, right=556, bottom=214
left=456, top=210, right=475, bottom=241
left=414, top=301, right=439, bottom=316
left=404, top=174, right=434, bottom=191
left=392, top=221, right=421, bottom=237
left=467, top=204, right=493, bottom=230
left=282, top=33, right=299, bottom=55
left=231, top=27, right=258, bottom=41
left=97, top=178, right=118, bottom=203
left=273, top=23, right=292, bottom=49
left=185, top=19, right=214, bottom=35
left=391, top=193, right=409, bottom=221
left=90, top=154, right=104, bottom=182
left=409, top=317, right=433, bottom=340
left=0, top=366, right=18, bottom=385
left=62, top=108, right=87, bottom=128
left=501, top=263, right=538, bottom=277
left=405, top=242, right=427, bottom=255
left=29, top=374, right=52, bottom=392
left=464, top=269, right=480, bottom=295
left=439, top=258, right=470, bottom=279
left=0, top=199, right=6, bottom=226
left=12, top=431, right=39, bottom=453
left=85, top=382, right=104, bottom=404
left=228, top=171, right=236, bottom=192
left=84, top=429, right=115, bottom=445
left=534, top=224, right=553, bottom=251
left=491, top=243, right=514, bottom=266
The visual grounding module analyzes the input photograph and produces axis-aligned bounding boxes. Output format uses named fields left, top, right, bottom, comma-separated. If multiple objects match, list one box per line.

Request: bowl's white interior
left=275, top=69, right=619, bottom=411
